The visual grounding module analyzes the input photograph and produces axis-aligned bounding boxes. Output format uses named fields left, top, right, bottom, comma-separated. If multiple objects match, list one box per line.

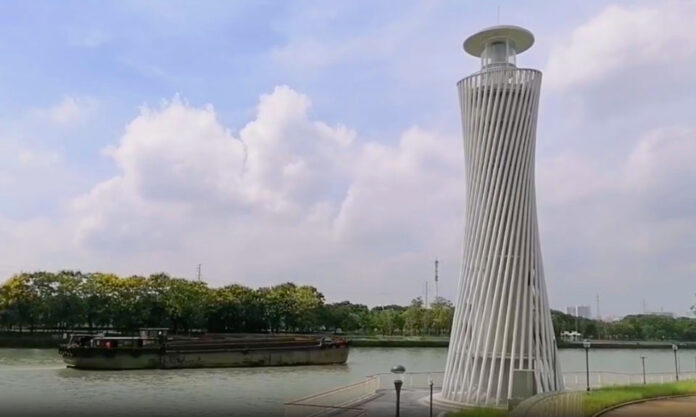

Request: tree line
left=0, top=271, right=454, bottom=336
left=4, top=271, right=693, bottom=341
left=551, top=310, right=696, bottom=342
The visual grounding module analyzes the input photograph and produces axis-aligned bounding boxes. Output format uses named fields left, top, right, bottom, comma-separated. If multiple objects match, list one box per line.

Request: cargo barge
left=58, top=328, right=349, bottom=370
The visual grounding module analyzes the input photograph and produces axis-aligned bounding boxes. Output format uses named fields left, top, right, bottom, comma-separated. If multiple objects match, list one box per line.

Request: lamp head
left=463, top=25, right=534, bottom=70
left=391, top=365, right=406, bottom=374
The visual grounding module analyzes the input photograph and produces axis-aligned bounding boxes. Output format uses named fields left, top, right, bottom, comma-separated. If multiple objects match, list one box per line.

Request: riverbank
left=558, top=340, right=696, bottom=350
left=2, top=331, right=696, bottom=349
left=325, top=336, right=696, bottom=349
left=0, top=332, right=451, bottom=348
left=347, top=335, right=450, bottom=347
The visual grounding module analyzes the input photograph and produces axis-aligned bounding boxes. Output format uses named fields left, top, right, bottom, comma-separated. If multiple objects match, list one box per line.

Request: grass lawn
left=447, top=407, right=508, bottom=417
left=444, top=381, right=696, bottom=417
left=583, top=380, right=696, bottom=416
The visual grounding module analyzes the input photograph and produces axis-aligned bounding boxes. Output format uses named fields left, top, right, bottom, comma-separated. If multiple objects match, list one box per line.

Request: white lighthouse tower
left=441, top=25, right=562, bottom=407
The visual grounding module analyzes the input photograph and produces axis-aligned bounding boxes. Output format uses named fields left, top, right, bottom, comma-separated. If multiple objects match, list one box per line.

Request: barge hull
left=63, top=347, right=348, bottom=370
left=63, top=353, right=160, bottom=370
left=161, top=346, right=348, bottom=369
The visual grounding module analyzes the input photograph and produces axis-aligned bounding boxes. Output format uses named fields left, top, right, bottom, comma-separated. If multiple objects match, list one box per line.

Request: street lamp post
left=391, top=365, right=406, bottom=417
left=672, top=344, right=679, bottom=382
left=394, top=379, right=403, bottom=417
left=640, top=355, right=646, bottom=385
left=428, top=376, right=434, bottom=417
left=583, top=339, right=591, bottom=391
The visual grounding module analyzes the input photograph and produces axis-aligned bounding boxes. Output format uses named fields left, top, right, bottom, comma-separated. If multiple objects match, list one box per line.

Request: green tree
left=373, top=307, right=405, bottom=336
left=402, top=297, right=424, bottom=336
left=50, top=271, right=87, bottom=330
left=207, top=284, right=263, bottom=332
left=157, top=276, right=212, bottom=333
left=82, top=272, right=121, bottom=330
left=110, top=275, right=151, bottom=331
left=430, top=297, right=454, bottom=335
left=263, top=283, right=296, bottom=332
left=0, top=274, right=39, bottom=332
left=322, top=301, right=369, bottom=333
left=292, top=285, right=324, bottom=331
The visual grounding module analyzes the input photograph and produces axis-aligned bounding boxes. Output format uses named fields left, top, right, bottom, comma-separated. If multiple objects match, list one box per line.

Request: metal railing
left=371, top=371, right=444, bottom=390
left=562, top=371, right=696, bottom=391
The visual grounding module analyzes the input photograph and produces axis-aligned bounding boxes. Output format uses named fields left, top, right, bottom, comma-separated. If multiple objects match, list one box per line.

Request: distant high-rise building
left=566, top=305, right=591, bottom=319
left=577, top=305, right=591, bottom=319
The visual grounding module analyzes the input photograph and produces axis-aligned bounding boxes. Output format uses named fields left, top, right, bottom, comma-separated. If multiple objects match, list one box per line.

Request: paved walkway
left=359, top=388, right=449, bottom=417
left=601, top=396, right=696, bottom=416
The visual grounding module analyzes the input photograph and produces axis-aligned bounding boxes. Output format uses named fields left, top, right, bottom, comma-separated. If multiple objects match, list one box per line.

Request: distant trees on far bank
left=5, top=271, right=692, bottom=342
left=0, top=271, right=454, bottom=336
left=551, top=309, right=696, bottom=342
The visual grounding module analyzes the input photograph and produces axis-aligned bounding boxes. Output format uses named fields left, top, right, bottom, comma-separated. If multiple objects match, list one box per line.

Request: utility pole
left=425, top=281, right=429, bottom=309
left=434, top=258, right=439, bottom=302
left=197, top=264, right=201, bottom=282
left=595, top=294, right=602, bottom=340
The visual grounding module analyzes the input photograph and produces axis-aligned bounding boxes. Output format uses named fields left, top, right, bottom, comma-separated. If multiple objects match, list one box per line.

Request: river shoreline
left=3, top=332, right=696, bottom=349
left=349, top=338, right=696, bottom=349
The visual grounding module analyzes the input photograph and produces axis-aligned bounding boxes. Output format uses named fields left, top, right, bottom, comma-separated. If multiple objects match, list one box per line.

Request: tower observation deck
left=440, top=26, right=562, bottom=407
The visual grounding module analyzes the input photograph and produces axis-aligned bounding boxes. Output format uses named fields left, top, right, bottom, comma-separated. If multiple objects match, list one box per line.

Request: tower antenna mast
left=434, top=258, right=439, bottom=302
left=197, top=264, right=202, bottom=282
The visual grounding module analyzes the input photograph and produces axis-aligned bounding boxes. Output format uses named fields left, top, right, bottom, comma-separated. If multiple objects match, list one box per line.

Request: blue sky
left=1, top=0, right=695, bottom=317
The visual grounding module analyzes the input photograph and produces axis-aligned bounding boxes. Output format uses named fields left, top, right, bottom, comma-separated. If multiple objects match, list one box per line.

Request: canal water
left=1, top=347, right=694, bottom=416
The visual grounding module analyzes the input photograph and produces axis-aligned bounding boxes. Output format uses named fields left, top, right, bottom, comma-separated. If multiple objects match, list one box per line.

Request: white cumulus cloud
left=545, top=1, right=696, bottom=91
left=44, top=96, right=99, bottom=126
left=56, top=86, right=466, bottom=304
